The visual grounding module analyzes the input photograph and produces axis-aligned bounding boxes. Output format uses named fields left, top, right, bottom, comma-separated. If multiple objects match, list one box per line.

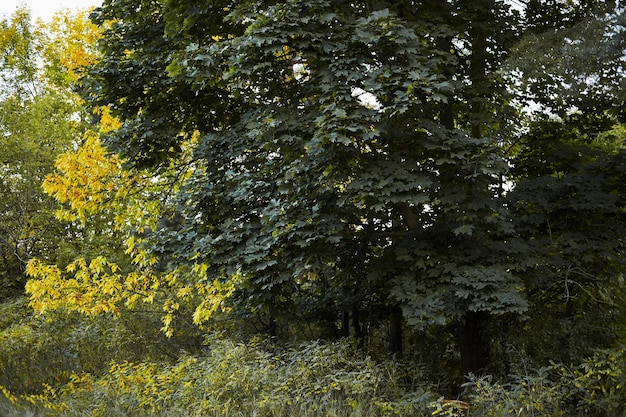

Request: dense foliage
left=0, top=8, right=87, bottom=298
left=0, top=0, right=626, bottom=416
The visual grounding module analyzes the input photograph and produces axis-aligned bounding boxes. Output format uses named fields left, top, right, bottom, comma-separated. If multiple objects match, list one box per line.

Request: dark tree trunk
left=389, top=306, right=403, bottom=356
left=341, top=310, right=350, bottom=338
left=352, top=307, right=362, bottom=339
left=457, top=311, right=489, bottom=375
left=268, top=314, right=277, bottom=338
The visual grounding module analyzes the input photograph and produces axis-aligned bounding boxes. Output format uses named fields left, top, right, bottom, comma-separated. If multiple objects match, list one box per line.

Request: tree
left=26, top=0, right=626, bottom=381
left=505, top=113, right=626, bottom=364
left=509, top=0, right=626, bottom=118
left=75, top=0, right=528, bottom=374
left=0, top=8, right=99, bottom=299
left=497, top=0, right=626, bottom=364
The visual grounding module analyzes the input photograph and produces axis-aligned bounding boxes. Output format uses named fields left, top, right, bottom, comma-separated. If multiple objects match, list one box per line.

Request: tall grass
left=38, top=336, right=436, bottom=417
left=3, top=297, right=626, bottom=417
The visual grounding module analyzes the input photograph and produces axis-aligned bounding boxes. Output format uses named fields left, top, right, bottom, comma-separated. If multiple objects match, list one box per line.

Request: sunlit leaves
left=26, top=257, right=121, bottom=316
left=0, top=8, right=42, bottom=98
left=43, top=9, right=101, bottom=88
left=25, top=254, right=237, bottom=338
left=44, top=133, right=127, bottom=224
left=29, top=107, right=231, bottom=334
left=0, top=8, right=97, bottom=298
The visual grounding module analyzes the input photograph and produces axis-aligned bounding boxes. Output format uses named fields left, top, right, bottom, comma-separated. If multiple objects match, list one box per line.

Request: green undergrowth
left=466, top=348, right=626, bottom=417
left=3, top=341, right=626, bottom=417
left=2, top=297, right=626, bottom=417
left=6, top=336, right=437, bottom=417
left=4, top=351, right=626, bottom=417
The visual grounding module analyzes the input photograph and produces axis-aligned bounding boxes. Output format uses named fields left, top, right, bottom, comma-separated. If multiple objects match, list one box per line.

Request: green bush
left=466, top=369, right=566, bottom=416
left=39, top=336, right=436, bottom=417
left=466, top=348, right=626, bottom=417
left=0, top=298, right=199, bottom=396
left=561, top=349, right=626, bottom=417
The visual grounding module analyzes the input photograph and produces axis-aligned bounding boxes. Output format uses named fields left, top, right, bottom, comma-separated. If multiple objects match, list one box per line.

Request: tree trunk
left=389, top=306, right=403, bottom=356
left=352, top=307, right=362, bottom=339
left=268, top=314, right=277, bottom=338
left=341, top=310, right=350, bottom=338
left=457, top=311, right=489, bottom=375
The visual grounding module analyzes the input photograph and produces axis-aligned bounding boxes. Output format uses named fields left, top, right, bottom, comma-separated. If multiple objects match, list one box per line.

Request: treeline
left=1, top=1, right=626, bottom=416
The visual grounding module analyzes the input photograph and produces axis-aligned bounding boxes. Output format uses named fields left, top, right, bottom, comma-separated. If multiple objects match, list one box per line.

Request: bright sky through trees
left=0, top=0, right=102, bottom=21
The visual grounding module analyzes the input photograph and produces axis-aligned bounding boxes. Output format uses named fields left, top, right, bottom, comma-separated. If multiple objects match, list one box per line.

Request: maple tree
left=21, top=0, right=626, bottom=382
left=76, top=0, right=528, bottom=375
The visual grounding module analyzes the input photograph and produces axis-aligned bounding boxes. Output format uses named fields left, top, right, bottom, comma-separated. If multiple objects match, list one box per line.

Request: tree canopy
left=0, top=8, right=101, bottom=299
left=20, top=0, right=626, bottom=381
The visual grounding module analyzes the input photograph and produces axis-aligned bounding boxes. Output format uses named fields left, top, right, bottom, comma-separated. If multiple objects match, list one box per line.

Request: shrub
left=466, top=348, right=626, bottom=417
left=0, top=297, right=198, bottom=396
left=465, top=369, right=566, bottom=417
left=560, top=349, right=626, bottom=417
left=37, top=336, right=437, bottom=417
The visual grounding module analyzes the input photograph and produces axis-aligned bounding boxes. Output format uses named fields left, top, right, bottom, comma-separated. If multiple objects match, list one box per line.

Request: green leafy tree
left=0, top=9, right=84, bottom=298
left=499, top=1, right=626, bottom=365
left=80, top=0, right=529, bottom=376
left=509, top=1, right=626, bottom=118
left=505, top=114, right=626, bottom=366
left=26, top=0, right=624, bottom=381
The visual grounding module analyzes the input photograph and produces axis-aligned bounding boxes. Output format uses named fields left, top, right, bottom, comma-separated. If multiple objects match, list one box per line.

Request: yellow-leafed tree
left=0, top=8, right=99, bottom=299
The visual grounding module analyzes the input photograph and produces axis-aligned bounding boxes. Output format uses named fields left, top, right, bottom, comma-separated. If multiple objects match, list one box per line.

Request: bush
left=0, top=298, right=199, bottom=396
left=466, top=348, right=626, bottom=417
left=465, top=369, right=566, bottom=417
left=561, top=349, right=626, bottom=417
left=37, top=336, right=437, bottom=417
